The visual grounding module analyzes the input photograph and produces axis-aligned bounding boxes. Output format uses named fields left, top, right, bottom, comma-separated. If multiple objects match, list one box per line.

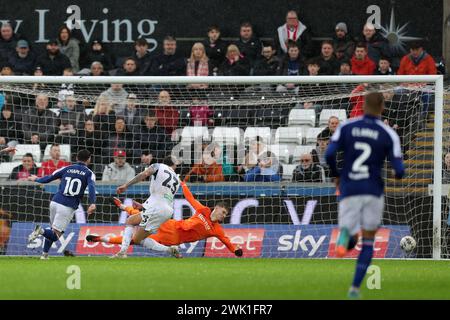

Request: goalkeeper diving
left=86, top=181, right=243, bottom=257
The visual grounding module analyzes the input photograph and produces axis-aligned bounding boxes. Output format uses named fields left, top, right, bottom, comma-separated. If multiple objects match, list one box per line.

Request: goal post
left=0, top=75, right=445, bottom=259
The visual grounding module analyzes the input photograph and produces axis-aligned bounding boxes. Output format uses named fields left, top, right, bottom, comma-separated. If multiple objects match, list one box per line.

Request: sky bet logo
left=277, top=230, right=327, bottom=257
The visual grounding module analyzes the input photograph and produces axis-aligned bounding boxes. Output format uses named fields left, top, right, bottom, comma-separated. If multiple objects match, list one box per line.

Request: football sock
left=42, top=228, right=58, bottom=242
left=141, top=238, right=170, bottom=252
left=352, top=238, right=374, bottom=288
left=43, top=238, right=53, bottom=253
left=120, top=225, right=133, bottom=252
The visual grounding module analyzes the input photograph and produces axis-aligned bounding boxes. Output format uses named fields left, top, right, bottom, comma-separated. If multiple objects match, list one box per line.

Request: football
left=400, top=236, right=417, bottom=252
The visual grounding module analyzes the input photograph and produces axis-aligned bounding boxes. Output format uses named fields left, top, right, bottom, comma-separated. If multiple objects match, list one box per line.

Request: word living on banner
left=28, top=231, right=75, bottom=254
left=277, top=230, right=326, bottom=256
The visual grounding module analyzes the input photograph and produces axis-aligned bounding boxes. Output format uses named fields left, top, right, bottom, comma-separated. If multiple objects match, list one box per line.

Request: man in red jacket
left=351, top=43, right=376, bottom=75
left=38, top=144, right=71, bottom=177
left=397, top=41, right=437, bottom=75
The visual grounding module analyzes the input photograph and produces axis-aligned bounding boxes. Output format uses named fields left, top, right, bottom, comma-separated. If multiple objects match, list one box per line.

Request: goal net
left=0, top=75, right=445, bottom=259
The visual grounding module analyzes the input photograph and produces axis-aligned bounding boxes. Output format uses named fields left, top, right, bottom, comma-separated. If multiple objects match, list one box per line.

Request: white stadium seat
left=274, top=127, right=303, bottom=145
left=244, top=127, right=271, bottom=144
left=319, top=109, right=347, bottom=127
left=292, top=146, right=315, bottom=163
left=0, top=162, right=21, bottom=180
left=288, top=109, right=315, bottom=127
left=282, top=164, right=299, bottom=181
left=212, top=127, right=242, bottom=145
left=305, top=128, right=324, bottom=145
left=268, top=144, right=295, bottom=164
left=11, top=144, right=42, bottom=162
left=43, top=144, right=72, bottom=162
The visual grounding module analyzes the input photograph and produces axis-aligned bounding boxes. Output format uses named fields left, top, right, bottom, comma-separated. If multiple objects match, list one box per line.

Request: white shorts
left=49, top=201, right=76, bottom=233
left=338, top=195, right=384, bottom=236
left=139, top=204, right=173, bottom=234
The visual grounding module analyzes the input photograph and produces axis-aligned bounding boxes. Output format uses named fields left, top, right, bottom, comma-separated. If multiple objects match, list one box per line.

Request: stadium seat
left=274, top=127, right=303, bottom=145
left=305, top=128, right=324, bottom=145
left=0, top=162, right=21, bottom=180
left=292, top=146, right=315, bottom=163
left=288, top=109, right=316, bottom=127
left=43, top=144, right=72, bottom=162
left=244, top=127, right=272, bottom=144
left=11, top=144, right=42, bottom=162
left=282, top=164, right=298, bottom=181
left=180, top=126, right=210, bottom=143
left=268, top=144, right=295, bottom=164
left=319, top=109, right=347, bottom=127
left=212, top=127, right=242, bottom=145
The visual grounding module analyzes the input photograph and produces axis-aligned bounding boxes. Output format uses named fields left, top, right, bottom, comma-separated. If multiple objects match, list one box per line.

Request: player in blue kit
left=325, top=92, right=405, bottom=299
left=27, top=149, right=96, bottom=259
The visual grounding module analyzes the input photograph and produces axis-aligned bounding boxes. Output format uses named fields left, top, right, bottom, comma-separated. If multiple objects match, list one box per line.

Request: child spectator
left=339, top=60, right=352, bottom=75
left=202, top=25, right=228, bottom=73
left=375, top=56, right=395, bottom=75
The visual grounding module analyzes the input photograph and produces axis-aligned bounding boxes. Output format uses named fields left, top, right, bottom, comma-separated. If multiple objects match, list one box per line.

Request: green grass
left=0, top=257, right=449, bottom=300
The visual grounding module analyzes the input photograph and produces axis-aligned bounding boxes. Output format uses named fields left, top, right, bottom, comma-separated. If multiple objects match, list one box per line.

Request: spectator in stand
left=102, top=150, right=136, bottom=182
left=55, top=94, right=85, bottom=144
left=333, top=22, right=355, bottom=62
left=351, top=43, right=376, bottom=75
left=202, top=25, right=228, bottom=73
left=8, top=40, right=36, bottom=75
left=36, top=39, right=72, bottom=75
left=186, top=42, right=211, bottom=90
left=9, top=153, right=38, bottom=180
left=99, top=83, right=128, bottom=114
left=38, top=144, right=71, bottom=177
left=0, top=209, right=11, bottom=255
left=317, top=40, right=340, bottom=75
left=132, top=38, right=153, bottom=75
left=305, top=58, right=320, bottom=76
left=76, top=118, right=103, bottom=171
left=292, top=153, right=324, bottom=182
left=237, top=137, right=267, bottom=179
left=277, top=41, right=305, bottom=92
left=155, top=90, right=180, bottom=134
left=117, top=93, right=144, bottom=131
left=184, top=144, right=225, bottom=183
left=443, top=152, right=450, bottom=184
left=134, top=151, right=155, bottom=176
left=311, top=131, right=331, bottom=179
left=253, top=42, right=280, bottom=76
left=359, top=22, right=391, bottom=64
left=339, top=60, right=352, bottom=75
left=0, top=105, right=23, bottom=146
left=89, top=61, right=107, bottom=76
left=116, top=57, right=139, bottom=76
left=320, top=116, right=340, bottom=138
left=0, top=23, right=19, bottom=62
left=375, top=56, right=395, bottom=75
left=103, top=117, right=134, bottom=161
left=219, top=44, right=251, bottom=76
left=149, top=36, right=186, bottom=76
left=57, top=25, right=80, bottom=73
left=0, top=62, right=13, bottom=75
left=397, top=41, right=437, bottom=75
left=189, top=98, right=214, bottom=126
left=92, top=96, right=116, bottom=137
left=244, top=151, right=281, bottom=182
left=276, top=10, right=314, bottom=58
left=235, top=21, right=262, bottom=68
left=21, top=93, right=56, bottom=144
left=82, top=39, right=113, bottom=71
left=135, top=110, right=170, bottom=162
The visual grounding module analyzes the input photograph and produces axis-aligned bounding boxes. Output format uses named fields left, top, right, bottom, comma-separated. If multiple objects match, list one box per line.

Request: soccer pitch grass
left=0, top=257, right=449, bottom=300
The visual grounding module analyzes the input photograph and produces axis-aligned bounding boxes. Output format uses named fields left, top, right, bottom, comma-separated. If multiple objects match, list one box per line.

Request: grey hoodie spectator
left=102, top=150, right=136, bottom=182
left=57, top=26, right=80, bottom=73
left=99, top=84, right=129, bottom=114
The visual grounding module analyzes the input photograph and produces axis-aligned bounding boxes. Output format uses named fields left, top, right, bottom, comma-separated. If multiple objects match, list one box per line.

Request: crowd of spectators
left=0, top=10, right=442, bottom=184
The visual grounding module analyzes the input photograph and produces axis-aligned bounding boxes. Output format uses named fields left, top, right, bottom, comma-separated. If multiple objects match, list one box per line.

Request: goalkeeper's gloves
left=234, top=248, right=243, bottom=257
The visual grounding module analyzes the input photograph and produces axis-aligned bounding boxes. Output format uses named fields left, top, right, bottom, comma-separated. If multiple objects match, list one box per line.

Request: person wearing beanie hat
left=332, top=21, right=355, bottom=61
left=80, top=39, right=113, bottom=71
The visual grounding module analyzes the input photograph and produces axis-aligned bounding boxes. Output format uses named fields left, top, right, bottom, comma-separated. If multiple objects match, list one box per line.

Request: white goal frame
left=0, top=74, right=444, bottom=259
